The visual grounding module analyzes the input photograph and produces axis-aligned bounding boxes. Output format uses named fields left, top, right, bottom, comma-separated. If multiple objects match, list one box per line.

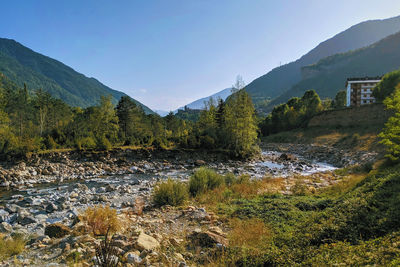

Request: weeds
left=153, top=178, right=189, bottom=207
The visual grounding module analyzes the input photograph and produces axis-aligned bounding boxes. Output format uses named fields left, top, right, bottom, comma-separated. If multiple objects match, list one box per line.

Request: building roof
left=346, top=76, right=382, bottom=86
left=346, top=76, right=382, bottom=82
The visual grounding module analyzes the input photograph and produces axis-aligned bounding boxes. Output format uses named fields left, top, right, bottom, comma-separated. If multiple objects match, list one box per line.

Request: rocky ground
left=0, top=144, right=380, bottom=266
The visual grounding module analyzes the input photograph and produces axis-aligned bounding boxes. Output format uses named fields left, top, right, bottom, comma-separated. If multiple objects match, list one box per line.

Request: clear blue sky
left=1, top=0, right=400, bottom=110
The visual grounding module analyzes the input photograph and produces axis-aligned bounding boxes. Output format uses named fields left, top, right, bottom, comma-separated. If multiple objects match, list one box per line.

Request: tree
left=33, top=89, right=52, bottom=136
left=224, top=89, right=259, bottom=157
left=379, top=84, right=400, bottom=161
left=332, top=90, right=347, bottom=109
left=373, top=70, right=400, bottom=101
left=116, top=96, right=146, bottom=145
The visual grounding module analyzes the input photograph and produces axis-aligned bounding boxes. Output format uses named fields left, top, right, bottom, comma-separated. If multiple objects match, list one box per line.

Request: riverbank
left=0, top=142, right=383, bottom=266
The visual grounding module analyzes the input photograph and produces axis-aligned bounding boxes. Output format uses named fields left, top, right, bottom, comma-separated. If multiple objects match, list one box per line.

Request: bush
left=153, top=178, right=188, bottom=207
left=44, top=136, right=58, bottom=150
left=74, top=137, right=96, bottom=150
left=189, top=167, right=224, bottom=196
left=81, top=205, right=121, bottom=236
left=96, top=135, right=112, bottom=151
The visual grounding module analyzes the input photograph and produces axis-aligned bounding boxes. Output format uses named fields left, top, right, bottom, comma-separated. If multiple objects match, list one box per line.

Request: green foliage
left=264, top=32, right=400, bottom=113
left=261, top=90, right=323, bottom=135
left=74, top=137, right=96, bottom=151
left=224, top=89, right=259, bottom=157
left=153, top=178, right=189, bottom=207
left=189, top=167, right=224, bottom=196
left=332, top=90, right=347, bottom=109
left=215, top=162, right=400, bottom=265
left=0, top=72, right=259, bottom=159
left=379, top=84, right=400, bottom=161
left=373, top=69, right=400, bottom=101
left=0, top=38, right=153, bottom=112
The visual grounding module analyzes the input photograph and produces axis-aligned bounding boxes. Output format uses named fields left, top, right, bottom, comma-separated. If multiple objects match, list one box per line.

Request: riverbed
left=0, top=149, right=336, bottom=237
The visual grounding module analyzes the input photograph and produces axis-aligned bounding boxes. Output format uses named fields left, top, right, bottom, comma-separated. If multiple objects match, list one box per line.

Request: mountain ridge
left=245, top=15, right=400, bottom=107
left=0, top=38, right=153, bottom=114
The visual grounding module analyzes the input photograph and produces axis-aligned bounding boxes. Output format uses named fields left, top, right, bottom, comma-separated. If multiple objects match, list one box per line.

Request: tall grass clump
left=153, top=178, right=189, bottom=207
left=189, top=167, right=224, bottom=196
left=0, top=233, right=26, bottom=260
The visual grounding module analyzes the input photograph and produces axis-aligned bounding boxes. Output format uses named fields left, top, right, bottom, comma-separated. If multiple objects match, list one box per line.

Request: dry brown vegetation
left=81, top=205, right=123, bottom=236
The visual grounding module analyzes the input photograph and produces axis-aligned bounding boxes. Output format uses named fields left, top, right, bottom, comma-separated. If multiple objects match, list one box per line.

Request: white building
left=346, top=77, right=381, bottom=107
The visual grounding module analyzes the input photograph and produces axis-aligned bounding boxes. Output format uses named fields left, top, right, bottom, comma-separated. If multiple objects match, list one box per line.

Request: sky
left=1, top=1, right=400, bottom=111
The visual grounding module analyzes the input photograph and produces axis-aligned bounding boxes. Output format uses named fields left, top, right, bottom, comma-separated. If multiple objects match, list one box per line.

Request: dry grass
left=318, top=174, right=366, bottom=197
left=81, top=205, right=123, bottom=236
left=228, top=218, right=270, bottom=249
left=0, top=234, right=26, bottom=260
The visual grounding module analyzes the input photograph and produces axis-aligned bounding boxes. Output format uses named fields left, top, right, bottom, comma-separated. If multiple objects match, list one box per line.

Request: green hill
left=244, top=15, right=400, bottom=108
left=268, top=31, right=400, bottom=108
left=0, top=38, right=153, bottom=114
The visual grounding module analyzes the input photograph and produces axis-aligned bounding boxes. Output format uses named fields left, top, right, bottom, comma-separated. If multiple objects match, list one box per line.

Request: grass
left=0, top=234, right=26, bottom=260
left=181, top=160, right=400, bottom=265
left=262, top=125, right=383, bottom=152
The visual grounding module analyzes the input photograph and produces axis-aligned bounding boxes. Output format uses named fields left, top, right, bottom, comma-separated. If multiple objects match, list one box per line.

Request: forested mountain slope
left=0, top=38, right=153, bottom=113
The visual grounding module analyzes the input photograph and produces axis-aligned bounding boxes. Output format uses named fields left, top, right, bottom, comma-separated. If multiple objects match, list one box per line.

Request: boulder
left=45, top=223, right=71, bottom=238
left=279, top=153, right=297, bottom=161
left=188, top=228, right=228, bottom=247
left=136, top=232, right=160, bottom=251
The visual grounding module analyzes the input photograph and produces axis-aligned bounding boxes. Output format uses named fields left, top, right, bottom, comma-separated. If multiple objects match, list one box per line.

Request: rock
left=188, top=229, right=228, bottom=247
left=126, top=252, right=142, bottom=264
left=46, top=203, right=58, bottom=213
left=0, top=222, right=12, bottom=233
left=17, top=216, right=36, bottom=226
left=136, top=232, right=160, bottom=251
left=195, top=160, right=206, bottom=166
left=0, top=209, right=9, bottom=222
left=45, top=223, right=71, bottom=238
left=279, top=153, right=297, bottom=161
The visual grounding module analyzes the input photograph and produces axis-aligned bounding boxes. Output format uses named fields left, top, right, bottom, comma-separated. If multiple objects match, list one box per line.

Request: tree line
left=0, top=74, right=259, bottom=159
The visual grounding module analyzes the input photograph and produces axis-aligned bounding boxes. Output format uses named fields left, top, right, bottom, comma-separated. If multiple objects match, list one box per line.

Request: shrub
left=96, top=135, right=112, bottom=151
left=81, top=205, right=121, bottom=236
left=292, top=179, right=309, bottom=196
left=189, top=167, right=224, bottom=196
left=153, top=178, right=188, bottom=207
left=0, top=233, right=26, bottom=260
left=44, top=136, right=58, bottom=150
left=74, top=137, right=96, bottom=150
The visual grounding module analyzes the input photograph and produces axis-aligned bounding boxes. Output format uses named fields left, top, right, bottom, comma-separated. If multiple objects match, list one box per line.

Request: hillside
left=268, top=31, right=400, bottom=108
left=178, top=87, right=232, bottom=111
left=0, top=38, right=153, bottom=114
left=245, top=15, right=400, bottom=104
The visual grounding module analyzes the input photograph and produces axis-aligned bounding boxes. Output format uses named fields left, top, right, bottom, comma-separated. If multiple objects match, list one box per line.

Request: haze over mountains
left=1, top=14, right=400, bottom=117
left=0, top=38, right=153, bottom=114
left=177, top=15, right=400, bottom=115
left=244, top=15, right=400, bottom=112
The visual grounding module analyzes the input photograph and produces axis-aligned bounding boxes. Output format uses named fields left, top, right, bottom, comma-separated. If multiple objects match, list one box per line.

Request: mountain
left=178, top=87, right=232, bottom=110
left=245, top=15, right=400, bottom=105
left=268, top=31, right=400, bottom=107
left=154, top=110, right=170, bottom=117
left=0, top=38, right=153, bottom=114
